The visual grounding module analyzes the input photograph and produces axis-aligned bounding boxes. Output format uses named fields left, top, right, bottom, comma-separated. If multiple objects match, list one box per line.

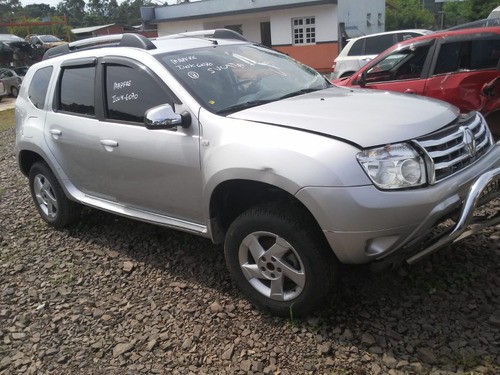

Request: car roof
left=41, top=30, right=251, bottom=62
left=0, top=34, right=24, bottom=42
left=447, top=18, right=500, bottom=30
left=346, top=29, right=432, bottom=43
left=384, top=26, right=500, bottom=52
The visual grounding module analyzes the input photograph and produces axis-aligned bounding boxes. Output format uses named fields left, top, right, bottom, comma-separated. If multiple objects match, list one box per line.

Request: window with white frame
left=292, top=17, right=316, bottom=45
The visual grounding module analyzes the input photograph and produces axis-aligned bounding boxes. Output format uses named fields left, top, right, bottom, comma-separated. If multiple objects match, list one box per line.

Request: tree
left=443, top=0, right=499, bottom=28
left=57, top=0, right=86, bottom=28
left=386, top=0, right=435, bottom=30
left=0, top=0, right=22, bottom=32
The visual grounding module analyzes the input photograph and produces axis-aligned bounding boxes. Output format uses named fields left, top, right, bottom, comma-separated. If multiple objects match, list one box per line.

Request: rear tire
left=10, top=86, right=19, bottom=98
left=224, top=203, right=338, bottom=317
left=28, top=161, right=81, bottom=228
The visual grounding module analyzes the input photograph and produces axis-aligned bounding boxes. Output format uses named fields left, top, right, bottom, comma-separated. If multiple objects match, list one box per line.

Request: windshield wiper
left=277, top=88, right=323, bottom=100
left=216, top=87, right=327, bottom=115
left=216, top=99, right=274, bottom=115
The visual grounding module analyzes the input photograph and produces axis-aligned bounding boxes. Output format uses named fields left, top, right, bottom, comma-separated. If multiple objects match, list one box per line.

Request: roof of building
left=72, top=24, right=116, bottom=35
left=144, top=0, right=337, bottom=24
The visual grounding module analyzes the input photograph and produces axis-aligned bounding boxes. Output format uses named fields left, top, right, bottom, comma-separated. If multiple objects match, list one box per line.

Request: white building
left=141, top=0, right=385, bottom=73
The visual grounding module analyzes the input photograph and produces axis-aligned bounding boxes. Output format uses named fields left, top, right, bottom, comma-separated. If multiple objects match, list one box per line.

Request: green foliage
left=386, top=0, right=435, bottom=31
left=7, top=16, right=72, bottom=40
left=443, top=0, right=499, bottom=28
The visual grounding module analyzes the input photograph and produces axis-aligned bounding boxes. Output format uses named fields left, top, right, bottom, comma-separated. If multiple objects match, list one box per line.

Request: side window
left=28, top=66, right=53, bottom=109
left=105, top=64, right=170, bottom=123
left=58, top=66, right=95, bottom=115
left=347, top=39, right=364, bottom=56
left=363, top=44, right=431, bottom=83
left=470, top=37, right=500, bottom=70
left=364, top=34, right=395, bottom=55
left=434, top=42, right=460, bottom=75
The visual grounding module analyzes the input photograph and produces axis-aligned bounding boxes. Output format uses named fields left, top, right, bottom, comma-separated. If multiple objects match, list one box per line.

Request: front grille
left=414, top=113, right=492, bottom=184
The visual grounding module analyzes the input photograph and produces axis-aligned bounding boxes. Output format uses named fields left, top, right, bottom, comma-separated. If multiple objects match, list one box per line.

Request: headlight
left=357, top=143, right=426, bottom=190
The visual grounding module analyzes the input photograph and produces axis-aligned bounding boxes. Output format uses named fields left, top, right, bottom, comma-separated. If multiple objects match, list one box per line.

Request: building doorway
left=260, top=22, right=271, bottom=47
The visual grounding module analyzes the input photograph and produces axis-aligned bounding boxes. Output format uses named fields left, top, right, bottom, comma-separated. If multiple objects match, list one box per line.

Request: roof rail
left=43, top=33, right=156, bottom=60
left=158, top=28, right=247, bottom=41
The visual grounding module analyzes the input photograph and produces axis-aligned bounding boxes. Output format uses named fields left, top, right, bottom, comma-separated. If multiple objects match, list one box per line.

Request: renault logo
left=462, top=128, right=477, bottom=158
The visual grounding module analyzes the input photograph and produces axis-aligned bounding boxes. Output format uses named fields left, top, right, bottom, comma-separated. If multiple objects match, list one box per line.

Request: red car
left=333, top=27, right=500, bottom=139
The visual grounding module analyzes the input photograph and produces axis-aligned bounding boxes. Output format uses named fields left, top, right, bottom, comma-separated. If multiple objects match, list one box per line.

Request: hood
left=228, top=87, right=459, bottom=148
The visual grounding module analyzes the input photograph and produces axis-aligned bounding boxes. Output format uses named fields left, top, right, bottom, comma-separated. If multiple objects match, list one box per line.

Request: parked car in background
left=25, top=34, right=67, bottom=51
left=0, top=67, right=22, bottom=97
left=11, top=66, right=29, bottom=82
left=333, top=27, right=500, bottom=140
left=0, top=34, right=38, bottom=66
left=0, top=80, right=6, bottom=101
left=330, top=29, right=433, bottom=80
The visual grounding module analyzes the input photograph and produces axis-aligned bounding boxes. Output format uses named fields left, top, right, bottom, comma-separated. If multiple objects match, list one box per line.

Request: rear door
left=423, top=34, right=500, bottom=112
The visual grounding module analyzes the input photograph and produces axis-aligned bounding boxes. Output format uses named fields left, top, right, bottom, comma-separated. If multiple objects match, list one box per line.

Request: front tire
left=224, top=203, right=338, bottom=317
left=28, top=162, right=81, bottom=228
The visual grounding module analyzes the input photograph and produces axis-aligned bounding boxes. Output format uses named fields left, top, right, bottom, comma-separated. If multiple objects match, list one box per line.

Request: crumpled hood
left=228, top=87, right=459, bottom=148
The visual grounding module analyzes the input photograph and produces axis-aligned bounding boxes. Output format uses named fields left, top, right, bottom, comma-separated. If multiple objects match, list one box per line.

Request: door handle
left=100, top=140, right=119, bottom=147
left=100, top=139, right=119, bottom=152
left=49, top=129, right=62, bottom=140
left=404, top=89, right=417, bottom=94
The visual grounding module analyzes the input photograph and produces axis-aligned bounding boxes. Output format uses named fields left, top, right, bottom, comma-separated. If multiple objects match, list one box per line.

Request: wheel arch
left=208, top=179, right=325, bottom=245
left=484, top=109, right=500, bottom=140
left=18, top=149, right=45, bottom=177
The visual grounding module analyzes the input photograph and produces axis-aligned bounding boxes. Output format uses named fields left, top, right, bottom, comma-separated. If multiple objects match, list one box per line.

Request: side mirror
left=144, top=104, right=191, bottom=130
left=358, top=71, right=367, bottom=87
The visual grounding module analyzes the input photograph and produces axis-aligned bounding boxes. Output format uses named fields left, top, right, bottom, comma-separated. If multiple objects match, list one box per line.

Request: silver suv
left=15, top=30, right=500, bottom=317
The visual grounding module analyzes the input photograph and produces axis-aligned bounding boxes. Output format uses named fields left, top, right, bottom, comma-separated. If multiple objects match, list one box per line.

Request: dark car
left=0, top=34, right=40, bottom=66
left=333, top=27, right=500, bottom=139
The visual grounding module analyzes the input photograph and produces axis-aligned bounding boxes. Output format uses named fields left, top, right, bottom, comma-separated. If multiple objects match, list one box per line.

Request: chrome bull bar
left=406, top=167, right=500, bottom=264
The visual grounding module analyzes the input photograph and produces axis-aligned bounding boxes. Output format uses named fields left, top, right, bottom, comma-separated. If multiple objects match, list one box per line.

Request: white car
left=331, top=29, right=432, bottom=80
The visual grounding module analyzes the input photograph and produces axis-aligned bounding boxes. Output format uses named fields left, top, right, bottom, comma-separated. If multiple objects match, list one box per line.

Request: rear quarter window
left=28, top=66, right=53, bottom=109
left=347, top=39, right=364, bottom=56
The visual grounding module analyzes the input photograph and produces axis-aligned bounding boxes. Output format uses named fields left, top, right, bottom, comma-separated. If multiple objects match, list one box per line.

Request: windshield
left=156, top=44, right=330, bottom=113
left=40, top=35, right=62, bottom=42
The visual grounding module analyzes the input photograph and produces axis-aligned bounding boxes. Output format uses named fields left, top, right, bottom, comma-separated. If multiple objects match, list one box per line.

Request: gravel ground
left=1, top=124, right=499, bottom=375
